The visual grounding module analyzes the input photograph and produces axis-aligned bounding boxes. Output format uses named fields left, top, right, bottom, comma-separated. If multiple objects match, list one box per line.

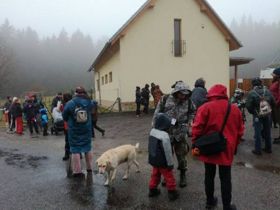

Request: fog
left=0, top=0, right=280, bottom=96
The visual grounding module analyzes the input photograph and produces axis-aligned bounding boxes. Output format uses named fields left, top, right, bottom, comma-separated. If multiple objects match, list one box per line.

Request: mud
left=0, top=148, right=48, bottom=169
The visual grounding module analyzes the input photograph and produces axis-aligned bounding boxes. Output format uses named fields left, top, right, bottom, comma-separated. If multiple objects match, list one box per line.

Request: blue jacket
left=62, top=95, right=93, bottom=153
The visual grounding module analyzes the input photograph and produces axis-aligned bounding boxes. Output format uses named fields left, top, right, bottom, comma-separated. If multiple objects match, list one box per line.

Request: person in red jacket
left=269, top=67, right=280, bottom=143
left=192, top=84, right=244, bottom=210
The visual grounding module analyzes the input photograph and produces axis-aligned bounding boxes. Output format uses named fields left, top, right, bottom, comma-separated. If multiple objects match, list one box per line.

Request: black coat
left=10, top=103, right=23, bottom=118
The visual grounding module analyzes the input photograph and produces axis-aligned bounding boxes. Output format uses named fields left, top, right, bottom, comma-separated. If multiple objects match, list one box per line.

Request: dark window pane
left=174, top=19, right=182, bottom=57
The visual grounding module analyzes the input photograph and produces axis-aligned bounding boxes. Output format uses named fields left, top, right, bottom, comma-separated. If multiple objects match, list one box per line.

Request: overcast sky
left=1, top=0, right=280, bottom=40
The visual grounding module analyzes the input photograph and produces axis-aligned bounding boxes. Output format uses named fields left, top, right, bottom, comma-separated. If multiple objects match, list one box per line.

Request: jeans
left=253, top=115, right=272, bottom=152
left=205, top=163, right=232, bottom=209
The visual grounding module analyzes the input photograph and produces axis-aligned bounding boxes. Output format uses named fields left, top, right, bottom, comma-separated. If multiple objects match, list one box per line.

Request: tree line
left=1, top=16, right=280, bottom=97
left=230, top=16, right=280, bottom=78
left=0, top=19, right=106, bottom=97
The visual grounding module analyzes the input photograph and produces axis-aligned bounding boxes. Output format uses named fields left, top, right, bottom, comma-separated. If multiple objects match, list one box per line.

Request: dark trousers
left=42, top=125, right=48, bottom=136
left=143, top=101, right=149, bottom=114
left=136, top=102, right=141, bottom=115
left=64, top=130, right=70, bottom=155
left=27, top=119, right=39, bottom=134
left=92, top=119, right=105, bottom=137
left=204, top=163, right=232, bottom=209
left=9, top=116, right=15, bottom=131
left=253, top=115, right=272, bottom=152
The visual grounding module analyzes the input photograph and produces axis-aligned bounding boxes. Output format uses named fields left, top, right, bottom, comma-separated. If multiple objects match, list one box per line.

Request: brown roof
left=89, top=0, right=242, bottom=72
left=230, top=57, right=254, bottom=66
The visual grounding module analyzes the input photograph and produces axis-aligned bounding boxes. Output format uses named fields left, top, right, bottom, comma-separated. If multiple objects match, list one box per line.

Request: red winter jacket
left=192, top=84, right=244, bottom=166
left=269, top=81, right=280, bottom=107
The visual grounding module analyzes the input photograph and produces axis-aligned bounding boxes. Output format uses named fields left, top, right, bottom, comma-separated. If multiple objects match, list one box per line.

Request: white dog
left=96, top=143, right=140, bottom=186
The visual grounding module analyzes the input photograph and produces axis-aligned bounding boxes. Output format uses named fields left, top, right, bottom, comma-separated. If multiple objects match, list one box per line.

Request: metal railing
left=171, top=40, right=186, bottom=57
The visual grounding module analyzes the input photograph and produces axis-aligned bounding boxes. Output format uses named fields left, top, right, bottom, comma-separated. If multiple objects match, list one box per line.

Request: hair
left=63, top=93, right=72, bottom=103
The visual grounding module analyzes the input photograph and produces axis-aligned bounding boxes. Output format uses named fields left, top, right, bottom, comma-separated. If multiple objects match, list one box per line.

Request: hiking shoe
left=148, top=188, right=161, bottom=197
left=179, top=170, right=187, bottom=188
left=262, top=148, right=272, bottom=154
left=252, top=150, right=262, bottom=156
left=62, top=155, right=70, bottom=161
left=273, top=138, right=280, bottom=144
left=206, top=197, right=218, bottom=209
left=168, top=190, right=179, bottom=201
left=224, top=204, right=237, bottom=210
left=72, top=173, right=85, bottom=179
left=87, top=169, right=93, bottom=173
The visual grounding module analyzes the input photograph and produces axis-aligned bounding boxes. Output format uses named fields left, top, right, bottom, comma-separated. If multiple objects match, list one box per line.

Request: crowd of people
left=145, top=67, right=280, bottom=210
left=1, top=87, right=105, bottom=164
left=2, top=67, right=280, bottom=209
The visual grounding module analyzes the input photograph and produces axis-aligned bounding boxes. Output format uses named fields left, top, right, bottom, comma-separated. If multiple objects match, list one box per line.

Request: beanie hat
left=251, top=77, right=262, bottom=87
left=273, top=67, right=280, bottom=76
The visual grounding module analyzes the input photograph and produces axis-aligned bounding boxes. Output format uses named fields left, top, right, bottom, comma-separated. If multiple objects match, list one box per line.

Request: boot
left=168, top=190, right=179, bottom=201
left=179, top=170, right=187, bottom=188
left=62, top=152, right=70, bottom=161
left=148, top=188, right=160, bottom=197
left=206, top=196, right=218, bottom=209
left=223, top=204, right=237, bottom=210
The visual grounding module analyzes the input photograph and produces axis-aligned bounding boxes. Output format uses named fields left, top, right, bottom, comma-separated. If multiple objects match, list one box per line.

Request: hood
left=194, top=78, right=205, bottom=88
left=154, top=113, right=171, bottom=131
left=40, top=108, right=47, bottom=115
left=171, top=81, right=192, bottom=96
left=207, top=84, right=228, bottom=100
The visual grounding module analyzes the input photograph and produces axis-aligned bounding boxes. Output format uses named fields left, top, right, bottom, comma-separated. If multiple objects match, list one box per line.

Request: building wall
left=96, top=0, right=231, bottom=106
left=94, top=50, right=121, bottom=106
left=119, top=0, right=229, bottom=102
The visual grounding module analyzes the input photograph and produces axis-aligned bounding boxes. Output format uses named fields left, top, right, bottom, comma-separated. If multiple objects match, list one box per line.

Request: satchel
left=194, top=103, right=231, bottom=156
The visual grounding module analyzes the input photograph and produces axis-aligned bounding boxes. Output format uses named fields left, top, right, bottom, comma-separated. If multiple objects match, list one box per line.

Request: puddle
left=67, top=174, right=107, bottom=209
left=236, top=161, right=280, bottom=175
left=0, top=148, right=48, bottom=169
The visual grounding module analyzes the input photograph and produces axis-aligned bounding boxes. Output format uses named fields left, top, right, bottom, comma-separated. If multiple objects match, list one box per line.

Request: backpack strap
left=159, top=94, right=169, bottom=113
left=220, top=103, right=231, bottom=134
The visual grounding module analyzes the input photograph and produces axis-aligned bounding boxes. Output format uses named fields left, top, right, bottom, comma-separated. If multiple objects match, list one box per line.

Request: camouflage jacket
left=153, top=94, right=194, bottom=142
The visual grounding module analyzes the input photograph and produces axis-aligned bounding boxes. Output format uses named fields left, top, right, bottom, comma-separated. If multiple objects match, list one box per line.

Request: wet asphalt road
left=0, top=112, right=280, bottom=210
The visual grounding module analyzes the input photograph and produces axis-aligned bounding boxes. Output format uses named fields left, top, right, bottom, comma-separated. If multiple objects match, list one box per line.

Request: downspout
left=98, top=71, right=102, bottom=105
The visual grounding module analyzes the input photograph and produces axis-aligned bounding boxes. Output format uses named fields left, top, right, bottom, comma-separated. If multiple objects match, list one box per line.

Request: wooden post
left=234, top=65, right=238, bottom=89
left=117, top=97, right=122, bottom=112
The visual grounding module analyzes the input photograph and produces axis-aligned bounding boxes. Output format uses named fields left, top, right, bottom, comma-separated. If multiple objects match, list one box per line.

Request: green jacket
left=245, top=86, right=275, bottom=115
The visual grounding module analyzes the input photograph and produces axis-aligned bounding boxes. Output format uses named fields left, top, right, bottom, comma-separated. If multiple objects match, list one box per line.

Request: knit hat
left=272, top=68, right=280, bottom=76
left=251, top=77, right=262, bottom=87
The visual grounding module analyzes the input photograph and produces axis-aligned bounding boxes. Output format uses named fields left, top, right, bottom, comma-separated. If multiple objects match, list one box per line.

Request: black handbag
left=194, top=102, right=231, bottom=156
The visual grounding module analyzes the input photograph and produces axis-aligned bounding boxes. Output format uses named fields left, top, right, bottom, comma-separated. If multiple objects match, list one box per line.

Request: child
left=39, top=107, right=48, bottom=136
left=135, top=86, right=141, bottom=117
left=12, top=97, right=23, bottom=135
left=148, top=113, right=179, bottom=201
left=23, top=98, right=39, bottom=137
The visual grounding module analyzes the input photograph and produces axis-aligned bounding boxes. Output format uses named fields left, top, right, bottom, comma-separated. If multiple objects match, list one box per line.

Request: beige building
left=89, top=0, right=242, bottom=110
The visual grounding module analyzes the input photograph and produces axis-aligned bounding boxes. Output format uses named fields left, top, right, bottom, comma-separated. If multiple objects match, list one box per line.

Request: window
left=101, top=76, right=104, bottom=85
left=105, top=74, right=108, bottom=84
left=109, top=72, right=112, bottom=83
left=96, top=79, right=100, bottom=91
left=174, top=19, right=182, bottom=57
